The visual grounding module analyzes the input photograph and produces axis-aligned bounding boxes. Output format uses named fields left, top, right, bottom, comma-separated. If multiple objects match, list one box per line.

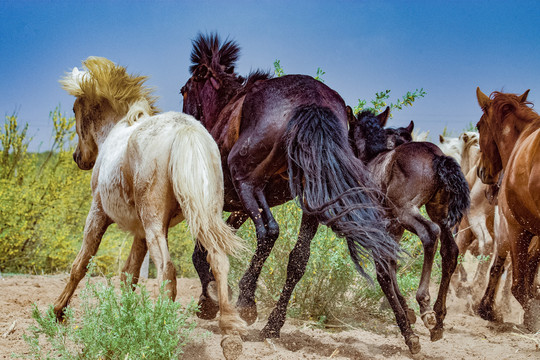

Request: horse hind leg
left=431, top=224, right=459, bottom=341
left=54, top=200, right=111, bottom=320
left=261, top=213, right=318, bottom=338
left=401, top=210, right=440, bottom=331
left=120, top=235, right=148, bottom=289
left=375, top=256, right=420, bottom=354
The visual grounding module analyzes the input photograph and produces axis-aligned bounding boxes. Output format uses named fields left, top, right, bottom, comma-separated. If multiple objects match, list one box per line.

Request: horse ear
left=439, top=135, right=445, bottom=143
left=346, top=106, right=356, bottom=125
left=519, top=89, right=530, bottom=103
left=406, top=120, right=414, bottom=133
left=476, top=87, right=491, bottom=109
left=377, top=106, right=390, bottom=127
left=210, top=77, right=221, bottom=90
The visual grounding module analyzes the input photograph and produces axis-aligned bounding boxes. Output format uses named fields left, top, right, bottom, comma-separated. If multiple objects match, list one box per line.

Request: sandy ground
left=1, top=273, right=539, bottom=360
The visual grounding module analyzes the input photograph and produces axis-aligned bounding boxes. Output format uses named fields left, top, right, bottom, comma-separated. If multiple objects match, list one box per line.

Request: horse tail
left=285, top=105, right=400, bottom=279
left=433, top=155, right=471, bottom=228
left=168, top=120, right=244, bottom=257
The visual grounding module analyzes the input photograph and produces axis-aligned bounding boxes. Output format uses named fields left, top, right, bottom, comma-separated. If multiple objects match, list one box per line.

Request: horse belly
left=100, top=186, right=143, bottom=235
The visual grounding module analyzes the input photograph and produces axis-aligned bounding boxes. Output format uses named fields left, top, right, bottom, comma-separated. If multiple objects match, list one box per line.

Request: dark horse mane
left=489, top=91, right=537, bottom=124
left=189, top=33, right=273, bottom=97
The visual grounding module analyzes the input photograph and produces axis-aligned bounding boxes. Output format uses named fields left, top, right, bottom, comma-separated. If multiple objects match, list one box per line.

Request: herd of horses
left=52, top=33, right=540, bottom=359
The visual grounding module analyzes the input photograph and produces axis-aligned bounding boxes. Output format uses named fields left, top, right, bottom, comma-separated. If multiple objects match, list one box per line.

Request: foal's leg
left=120, top=235, right=147, bottom=288
left=375, top=256, right=420, bottom=354
left=262, top=213, right=319, bottom=338
left=194, top=211, right=248, bottom=320
left=54, top=198, right=112, bottom=320
left=431, top=224, right=459, bottom=341
left=400, top=209, right=440, bottom=330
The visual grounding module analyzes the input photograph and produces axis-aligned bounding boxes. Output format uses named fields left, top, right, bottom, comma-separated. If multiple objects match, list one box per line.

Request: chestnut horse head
left=60, top=57, right=158, bottom=170
left=475, top=87, right=530, bottom=184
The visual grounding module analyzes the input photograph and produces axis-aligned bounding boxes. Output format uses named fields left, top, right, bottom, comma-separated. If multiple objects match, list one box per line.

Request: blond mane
left=60, top=56, right=159, bottom=124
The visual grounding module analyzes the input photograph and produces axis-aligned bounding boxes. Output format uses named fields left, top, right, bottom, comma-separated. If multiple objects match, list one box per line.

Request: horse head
left=348, top=106, right=391, bottom=162
left=61, top=57, right=157, bottom=170
left=385, top=120, right=414, bottom=148
left=475, top=87, right=530, bottom=184
left=181, top=33, right=242, bottom=128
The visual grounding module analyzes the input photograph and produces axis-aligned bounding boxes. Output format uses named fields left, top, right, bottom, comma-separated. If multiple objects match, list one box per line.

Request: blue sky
left=2, top=0, right=539, bottom=151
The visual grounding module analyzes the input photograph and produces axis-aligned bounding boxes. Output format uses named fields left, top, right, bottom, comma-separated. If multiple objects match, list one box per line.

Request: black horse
left=180, top=33, right=425, bottom=353
left=349, top=108, right=470, bottom=341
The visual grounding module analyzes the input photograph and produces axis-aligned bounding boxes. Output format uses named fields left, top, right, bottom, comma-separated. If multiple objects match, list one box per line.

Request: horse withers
left=57, top=57, right=246, bottom=359
left=476, top=88, right=540, bottom=332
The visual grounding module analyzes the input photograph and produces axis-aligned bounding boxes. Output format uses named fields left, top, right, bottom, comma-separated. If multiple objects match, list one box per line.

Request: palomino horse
left=440, top=132, right=497, bottom=291
left=476, top=88, right=540, bottom=331
left=56, top=57, right=246, bottom=358
left=180, top=34, right=425, bottom=353
left=349, top=109, right=470, bottom=341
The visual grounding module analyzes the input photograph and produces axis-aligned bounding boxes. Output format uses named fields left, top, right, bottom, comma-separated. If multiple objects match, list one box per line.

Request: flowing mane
left=190, top=33, right=240, bottom=74
left=490, top=91, right=537, bottom=124
left=60, top=57, right=158, bottom=124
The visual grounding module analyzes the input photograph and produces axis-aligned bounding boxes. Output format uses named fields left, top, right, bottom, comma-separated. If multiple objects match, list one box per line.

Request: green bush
left=22, top=266, right=198, bottom=359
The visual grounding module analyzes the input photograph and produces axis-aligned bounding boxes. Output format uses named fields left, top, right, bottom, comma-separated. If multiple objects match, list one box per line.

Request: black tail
left=433, top=155, right=471, bottom=228
left=285, top=105, right=400, bottom=279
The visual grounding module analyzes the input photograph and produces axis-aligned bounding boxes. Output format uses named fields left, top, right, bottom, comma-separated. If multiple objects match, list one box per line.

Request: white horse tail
left=168, top=120, right=244, bottom=257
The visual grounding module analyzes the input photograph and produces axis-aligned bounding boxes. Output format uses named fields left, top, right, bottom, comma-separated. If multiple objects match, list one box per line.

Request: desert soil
left=0, top=273, right=539, bottom=360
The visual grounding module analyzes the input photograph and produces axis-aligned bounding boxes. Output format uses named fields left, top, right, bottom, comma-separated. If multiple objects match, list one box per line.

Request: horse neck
left=92, top=107, right=125, bottom=150
left=498, top=116, right=540, bottom=168
left=461, top=143, right=479, bottom=175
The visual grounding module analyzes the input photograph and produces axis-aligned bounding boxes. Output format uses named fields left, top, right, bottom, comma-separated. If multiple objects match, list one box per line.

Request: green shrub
left=22, top=267, right=198, bottom=359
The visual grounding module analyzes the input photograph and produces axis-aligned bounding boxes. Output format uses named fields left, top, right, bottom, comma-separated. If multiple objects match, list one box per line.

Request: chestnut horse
left=476, top=88, right=540, bottom=331
left=57, top=57, right=246, bottom=358
left=179, top=34, right=426, bottom=353
left=349, top=109, right=470, bottom=341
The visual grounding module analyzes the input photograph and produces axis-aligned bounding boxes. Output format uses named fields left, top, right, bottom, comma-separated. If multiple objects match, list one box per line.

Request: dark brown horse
left=180, top=34, right=426, bottom=353
left=349, top=109, right=470, bottom=341
left=475, top=88, right=540, bottom=331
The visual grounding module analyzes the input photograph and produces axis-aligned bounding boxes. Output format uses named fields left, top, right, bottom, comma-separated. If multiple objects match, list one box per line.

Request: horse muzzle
left=477, top=166, right=495, bottom=185
left=73, top=151, right=95, bottom=170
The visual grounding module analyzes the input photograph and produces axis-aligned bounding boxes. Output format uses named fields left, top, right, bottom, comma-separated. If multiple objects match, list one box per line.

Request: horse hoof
left=430, top=327, right=444, bottom=341
left=406, top=335, right=421, bottom=354
left=237, top=304, right=258, bottom=325
left=197, top=294, right=219, bottom=320
left=420, top=311, right=437, bottom=330
left=407, top=308, right=417, bottom=324
left=221, top=334, right=243, bottom=360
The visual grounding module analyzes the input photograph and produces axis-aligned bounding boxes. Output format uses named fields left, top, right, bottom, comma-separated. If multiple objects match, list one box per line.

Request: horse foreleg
left=375, top=257, right=420, bottom=354
left=431, top=225, right=459, bottom=341
left=235, top=186, right=280, bottom=325
left=120, top=235, right=147, bottom=288
left=508, top=227, right=536, bottom=331
left=54, top=199, right=111, bottom=321
left=194, top=211, right=248, bottom=320
left=261, top=213, right=318, bottom=338
left=476, top=253, right=507, bottom=321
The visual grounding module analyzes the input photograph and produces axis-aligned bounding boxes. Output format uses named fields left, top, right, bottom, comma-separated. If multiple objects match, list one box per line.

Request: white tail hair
left=168, top=123, right=244, bottom=256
